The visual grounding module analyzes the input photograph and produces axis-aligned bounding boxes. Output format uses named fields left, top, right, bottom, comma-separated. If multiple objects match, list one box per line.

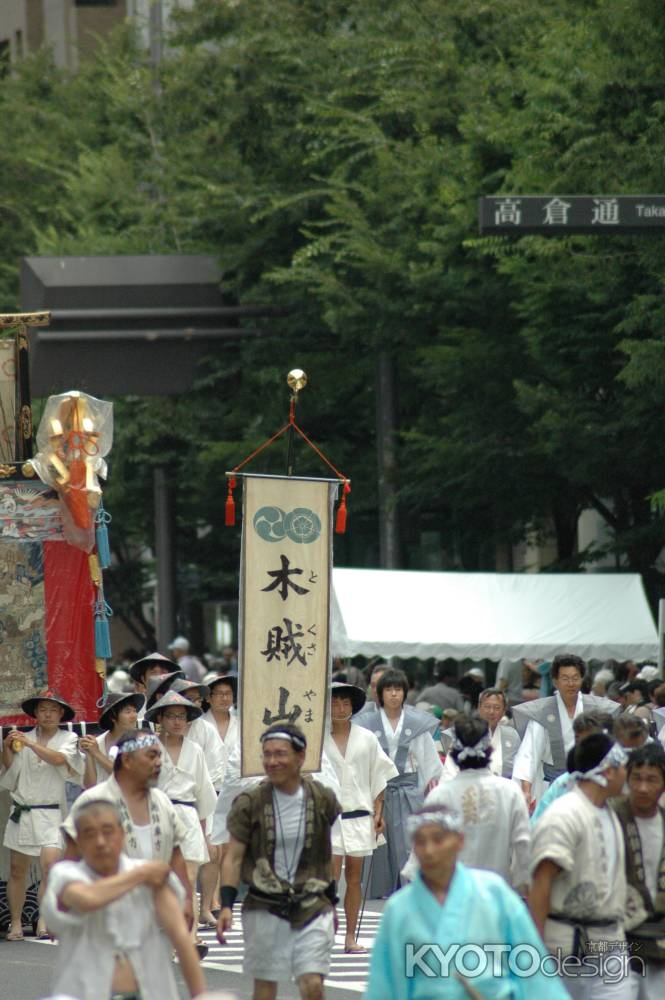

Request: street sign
left=478, top=195, right=665, bottom=235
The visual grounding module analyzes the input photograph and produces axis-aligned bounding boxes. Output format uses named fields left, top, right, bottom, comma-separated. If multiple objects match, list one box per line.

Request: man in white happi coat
left=402, top=715, right=531, bottom=892
left=613, top=743, right=665, bottom=1000
left=43, top=799, right=205, bottom=1000
left=529, top=732, right=630, bottom=1000
left=439, top=687, right=521, bottom=781
left=512, top=653, right=620, bottom=808
left=201, top=674, right=239, bottom=785
left=78, top=691, right=145, bottom=788
left=168, top=674, right=231, bottom=927
left=324, top=682, right=398, bottom=952
left=0, top=690, right=84, bottom=940
left=145, top=674, right=226, bottom=791
left=62, top=728, right=193, bottom=926
left=145, top=690, right=217, bottom=939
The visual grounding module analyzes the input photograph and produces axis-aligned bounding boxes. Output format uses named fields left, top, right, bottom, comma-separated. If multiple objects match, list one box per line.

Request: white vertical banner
left=239, top=474, right=337, bottom=777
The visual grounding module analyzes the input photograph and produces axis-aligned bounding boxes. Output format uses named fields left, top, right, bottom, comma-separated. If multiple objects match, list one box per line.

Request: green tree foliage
left=2, top=0, right=665, bottom=639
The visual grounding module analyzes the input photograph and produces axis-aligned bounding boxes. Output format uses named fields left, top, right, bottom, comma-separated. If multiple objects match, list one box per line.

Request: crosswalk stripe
left=196, top=903, right=377, bottom=993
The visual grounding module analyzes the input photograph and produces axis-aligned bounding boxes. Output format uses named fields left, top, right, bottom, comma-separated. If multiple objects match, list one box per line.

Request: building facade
left=0, top=0, right=193, bottom=73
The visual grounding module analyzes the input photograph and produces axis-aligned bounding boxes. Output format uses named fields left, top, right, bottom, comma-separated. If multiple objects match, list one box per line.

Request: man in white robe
left=62, top=729, right=192, bottom=917
left=145, top=691, right=217, bottom=943
left=0, top=691, right=84, bottom=940
left=145, top=674, right=226, bottom=791
left=201, top=675, right=239, bottom=787
left=42, top=799, right=205, bottom=1000
left=402, top=716, right=530, bottom=892
left=324, top=682, right=398, bottom=952
left=530, top=732, right=630, bottom=999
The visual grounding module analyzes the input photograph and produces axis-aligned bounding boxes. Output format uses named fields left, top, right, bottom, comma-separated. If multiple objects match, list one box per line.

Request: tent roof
left=331, top=568, right=658, bottom=662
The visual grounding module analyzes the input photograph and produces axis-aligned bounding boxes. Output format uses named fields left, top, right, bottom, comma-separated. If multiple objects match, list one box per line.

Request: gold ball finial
left=287, top=369, right=307, bottom=394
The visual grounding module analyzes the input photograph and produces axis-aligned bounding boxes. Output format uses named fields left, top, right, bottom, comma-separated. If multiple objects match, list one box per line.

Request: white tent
left=331, top=568, right=658, bottom=662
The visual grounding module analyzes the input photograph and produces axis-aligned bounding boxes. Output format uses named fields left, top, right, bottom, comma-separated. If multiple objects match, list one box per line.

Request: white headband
left=451, top=730, right=492, bottom=762
left=407, top=809, right=464, bottom=837
left=260, top=730, right=306, bottom=751
left=570, top=742, right=629, bottom=787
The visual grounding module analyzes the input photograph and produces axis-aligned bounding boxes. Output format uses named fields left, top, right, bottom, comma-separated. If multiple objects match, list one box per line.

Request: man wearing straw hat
left=145, top=690, right=217, bottom=946
left=144, top=675, right=225, bottom=793
left=0, top=690, right=84, bottom=940
left=144, top=673, right=227, bottom=928
left=129, top=653, right=181, bottom=705
left=324, top=682, right=397, bottom=953
left=78, top=691, right=145, bottom=788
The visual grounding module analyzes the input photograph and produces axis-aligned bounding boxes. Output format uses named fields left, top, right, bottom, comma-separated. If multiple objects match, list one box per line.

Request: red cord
left=226, top=411, right=350, bottom=528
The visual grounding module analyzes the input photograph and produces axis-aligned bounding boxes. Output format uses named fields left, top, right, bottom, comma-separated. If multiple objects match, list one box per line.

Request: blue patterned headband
left=570, top=742, right=629, bottom=787
left=115, top=732, right=159, bottom=756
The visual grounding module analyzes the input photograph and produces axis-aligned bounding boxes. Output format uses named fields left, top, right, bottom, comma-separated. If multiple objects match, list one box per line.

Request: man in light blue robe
left=366, top=804, right=569, bottom=1000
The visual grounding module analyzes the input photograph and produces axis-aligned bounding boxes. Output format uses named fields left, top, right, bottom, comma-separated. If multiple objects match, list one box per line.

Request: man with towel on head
left=217, top=723, right=341, bottom=1000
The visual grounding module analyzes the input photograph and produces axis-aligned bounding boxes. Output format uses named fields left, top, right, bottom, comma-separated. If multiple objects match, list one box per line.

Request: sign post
left=479, top=195, right=665, bottom=235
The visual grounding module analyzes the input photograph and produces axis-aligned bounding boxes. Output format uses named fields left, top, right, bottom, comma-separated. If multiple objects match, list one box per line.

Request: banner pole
left=286, top=369, right=307, bottom=476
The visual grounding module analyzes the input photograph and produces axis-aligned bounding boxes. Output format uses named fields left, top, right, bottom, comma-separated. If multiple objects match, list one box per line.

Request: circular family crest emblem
left=284, top=507, right=321, bottom=544
left=253, top=506, right=286, bottom=542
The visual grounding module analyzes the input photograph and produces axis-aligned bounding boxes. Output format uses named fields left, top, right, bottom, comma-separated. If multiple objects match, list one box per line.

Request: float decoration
left=31, top=391, right=113, bottom=552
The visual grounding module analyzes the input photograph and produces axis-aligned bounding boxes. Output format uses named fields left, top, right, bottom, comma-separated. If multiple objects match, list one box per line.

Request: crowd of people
left=1, top=646, right=664, bottom=999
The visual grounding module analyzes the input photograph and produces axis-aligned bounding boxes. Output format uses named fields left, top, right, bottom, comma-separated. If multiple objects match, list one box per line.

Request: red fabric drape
left=42, top=541, right=100, bottom=722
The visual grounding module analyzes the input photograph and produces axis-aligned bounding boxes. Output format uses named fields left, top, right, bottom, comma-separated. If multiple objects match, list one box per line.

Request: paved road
left=3, top=901, right=384, bottom=999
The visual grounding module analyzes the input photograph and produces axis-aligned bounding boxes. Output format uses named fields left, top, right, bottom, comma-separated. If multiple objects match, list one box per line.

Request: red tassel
left=335, top=482, right=350, bottom=534
left=225, top=476, right=236, bottom=526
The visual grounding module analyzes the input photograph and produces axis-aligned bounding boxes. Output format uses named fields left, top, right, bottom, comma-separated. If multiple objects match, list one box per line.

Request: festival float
left=0, top=311, right=114, bottom=929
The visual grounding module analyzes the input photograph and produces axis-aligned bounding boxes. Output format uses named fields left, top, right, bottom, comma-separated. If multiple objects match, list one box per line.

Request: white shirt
left=0, top=728, right=83, bottom=847
left=133, top=823, right=153, bottom=860
left=325, top=726, right=398, bottom=855
left=201, top=709, right=239, bottom=785
left=42, top=854, right=185, bottom=1000
left=402, top=768, right=531, bottom=889
left=635, top=813, right=664, bottom=901
left=272, top=786, right=306, bottom=883
left=86, top=732, right=113, bottom=786
left=186, top=716, right=226, bottom=790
